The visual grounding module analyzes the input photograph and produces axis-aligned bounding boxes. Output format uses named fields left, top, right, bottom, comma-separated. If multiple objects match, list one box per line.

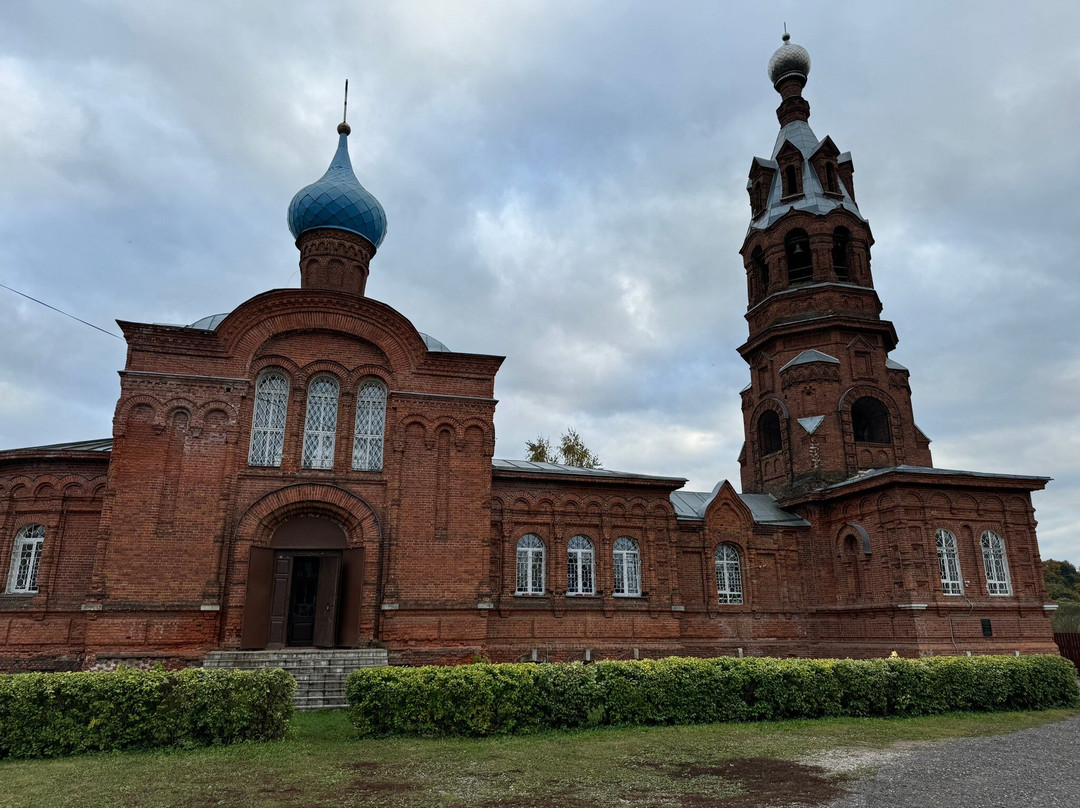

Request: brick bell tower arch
left=234, top=484, right=381, bottom=650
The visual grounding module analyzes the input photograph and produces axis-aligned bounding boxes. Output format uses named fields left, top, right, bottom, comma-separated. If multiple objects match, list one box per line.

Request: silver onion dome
left=767, top=33, right=811, bottom=86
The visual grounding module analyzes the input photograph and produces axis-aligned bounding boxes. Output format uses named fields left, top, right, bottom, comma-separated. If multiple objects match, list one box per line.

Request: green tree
left=525, top=428, right=601, bottom=469
left=1043, top=559, right=1080, bottom=602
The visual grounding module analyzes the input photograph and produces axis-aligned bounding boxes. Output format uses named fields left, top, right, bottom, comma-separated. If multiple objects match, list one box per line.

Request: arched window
left=757, top=410, right=782, bottom=456
left=352, top=379, right=387, bottom=471
left=832, top=227, right=851, bottom=282
left=715, top=543, right=743, bottom=604
left=613, top=537, right=641, bottom=596
left=981, top=531, right=1012, bottom=595
left=516, top=534, right=545, bottom=595
left=566, top=535, right=595, bottom=596
left=825, top=162, right=839, bottom=193
left=751, top=246, right=769, bottom=293
left=783, top=165, right=800, bottom=197
left=785, top=229, right=813, bottom=284
left=249, top=371, right=289, bottom=467
left=7, top=524, right=45, bottom=594
left=301, top=376, right=339, bottom=469
left=935, top=529, right=963, bottom=595
left=852, top=397, right=891, bottom=443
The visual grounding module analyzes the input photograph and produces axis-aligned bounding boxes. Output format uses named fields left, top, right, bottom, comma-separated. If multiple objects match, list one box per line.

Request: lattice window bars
left=7, top=524, right=45, bottom=593
left=981, top=531, right=1012, bottom=596
left=301, top=376, right=339, bottom=469
left=936, top=529, right=964, bottom=595
left=613, top=537, right=641, bottom=596
left=567, top=535, right=595, bottom=595
left=516, top=534, right=545, bottom=595
left=715, top=543, right=744, bottom=604
left=353, top=379, right=386, bottom=471
left=249, top=372, right=289, bottom=466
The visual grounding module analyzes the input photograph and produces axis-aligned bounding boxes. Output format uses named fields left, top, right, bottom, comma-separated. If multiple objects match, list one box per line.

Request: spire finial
left=338, top=79, right=351, bottom=135
left=782, top=23, right=790, bottom=43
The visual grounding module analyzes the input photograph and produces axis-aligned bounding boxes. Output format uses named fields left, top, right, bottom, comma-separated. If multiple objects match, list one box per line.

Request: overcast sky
left=1, top=1, right=1078, bottom=564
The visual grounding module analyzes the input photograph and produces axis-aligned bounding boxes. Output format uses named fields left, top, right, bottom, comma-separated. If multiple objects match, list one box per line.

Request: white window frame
left=352, top=378, right=387, bottom=471
left=715, top=543, right=744, bottom=605
left=249, top=371, right=290, bottom=467
left=516, top=534, right=545, bottom=595
left=301, top=375, right=340, bottom=469
left=980, top=531, right=1012, bottom=596
left=613, top=537, right=641, bottom=596
left=566, top=535, right=595, bottom=596
left=936, top=528, right=964, bottom=595
left=7, top=524, right=45, bottom=594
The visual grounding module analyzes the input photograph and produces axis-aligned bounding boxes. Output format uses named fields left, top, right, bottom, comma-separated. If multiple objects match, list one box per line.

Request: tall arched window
left=249, top=371, right=289, bottom=467
left=301, top=376, right=339, bottom=469
left=516, top=534, right=545, bottom=595
left=936, top=529, right=963, bottom=595
left=7, top=524, right=45, bottom=594
left=825, top=162, right=839, bottom=193
left=852, top=397, right=891, bottom=443
left=715, top=543, right=743, bottom=604
left=613, top=537, right=641, bottom=596
left=352, top=379, right=387, bottom=471
left=757, top=410, right=782, bottom=455
left=567, top=535, right=595, bottom=596
left=785, top=229, right=813, bottom=284
left=783, top=165, right=800, bottom=197
left=981, top=531, right=1012, bottom=595
left=832, top=227, right=851, bottom=282
left=751, top=246, right=769, bottom=294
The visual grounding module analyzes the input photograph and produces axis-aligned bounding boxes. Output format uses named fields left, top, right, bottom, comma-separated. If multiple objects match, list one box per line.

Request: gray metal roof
left=180, top=312, right=451, bottom=353
left=2, top=438, right=113, bottom=453
left=670, top=486, right=810, bottom=526
left=885, top=358, right=908, bottom=370
left=493, top=458, right=686, bottom=483
left=826, top=465, right=1051, bottom=490
left=748, top=120, right=865, bottom=231
left=780, top=349, right=839, bottom=372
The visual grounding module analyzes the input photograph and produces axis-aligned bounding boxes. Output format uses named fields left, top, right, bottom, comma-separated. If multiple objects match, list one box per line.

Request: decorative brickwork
left=0, top=40, right=1058, bottom=671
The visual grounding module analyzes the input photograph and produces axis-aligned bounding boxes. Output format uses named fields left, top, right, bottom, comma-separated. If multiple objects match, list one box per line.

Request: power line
left=0, top=281, right=123, bottom=340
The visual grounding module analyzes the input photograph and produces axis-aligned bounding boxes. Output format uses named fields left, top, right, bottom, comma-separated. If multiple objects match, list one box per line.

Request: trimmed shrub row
left=346, top=654, right=1079, bottom=737
left=0, top=666, right=296, bottom=758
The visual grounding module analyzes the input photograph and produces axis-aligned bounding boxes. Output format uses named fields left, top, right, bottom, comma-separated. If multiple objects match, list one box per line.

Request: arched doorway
left=241, top=515, right=364, bottom=649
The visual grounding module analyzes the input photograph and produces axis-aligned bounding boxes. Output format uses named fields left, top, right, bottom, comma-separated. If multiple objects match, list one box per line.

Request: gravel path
left=822, top=714, right=1080, bottom=808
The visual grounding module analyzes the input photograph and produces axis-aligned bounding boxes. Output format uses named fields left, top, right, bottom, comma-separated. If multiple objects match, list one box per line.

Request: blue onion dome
left=287, top=122, right=387, bottom=248
left=767, top=33, right=811, bottom=86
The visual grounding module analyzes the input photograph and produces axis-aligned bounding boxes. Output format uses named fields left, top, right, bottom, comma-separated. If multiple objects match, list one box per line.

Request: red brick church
left=0, top=38, right=1058, bottom=671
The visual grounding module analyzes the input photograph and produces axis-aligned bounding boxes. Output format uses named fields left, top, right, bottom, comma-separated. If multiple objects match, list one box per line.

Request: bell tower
left=738, top=35, right=932, bottom=497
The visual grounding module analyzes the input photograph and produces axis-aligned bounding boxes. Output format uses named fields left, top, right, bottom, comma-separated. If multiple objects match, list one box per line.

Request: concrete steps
left=203, top=648, right=388, bottom=710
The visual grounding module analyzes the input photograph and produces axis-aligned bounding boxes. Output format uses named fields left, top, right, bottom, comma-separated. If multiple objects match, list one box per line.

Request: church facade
left=0, top=39, right=1058, bottom=671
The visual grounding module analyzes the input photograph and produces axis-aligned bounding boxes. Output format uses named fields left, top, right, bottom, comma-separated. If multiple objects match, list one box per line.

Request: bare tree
left=525, top=428, right=600, bottom=468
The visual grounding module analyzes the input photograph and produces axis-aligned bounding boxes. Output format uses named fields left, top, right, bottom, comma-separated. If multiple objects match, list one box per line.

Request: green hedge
left=0, top=666, right=296, bottom=758
left=346, top=654, right=1079, bottom=737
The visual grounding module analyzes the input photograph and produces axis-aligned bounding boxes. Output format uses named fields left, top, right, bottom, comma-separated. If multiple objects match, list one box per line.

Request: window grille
left=566, top=535, right=595, bottom=595
left=613, top=537, right=641, bottom=596
left=7, top=524, right=45, bottom=593
left=352, top=379, right=387, bottom=471
left=715, top=543, right=743, bottom=604
left=936, top=529, right=964, bottom=595
left=249, top=371, right=289, bottom=466
left=516, top=534, right=545, bottom=595
left=980, top=531, right=1012, bottom=595
left=301, top=376, right=339, bottom=469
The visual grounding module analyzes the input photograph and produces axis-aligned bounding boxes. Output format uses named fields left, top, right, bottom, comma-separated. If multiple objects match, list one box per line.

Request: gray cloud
left=1, top=0, right=1078, bottom=564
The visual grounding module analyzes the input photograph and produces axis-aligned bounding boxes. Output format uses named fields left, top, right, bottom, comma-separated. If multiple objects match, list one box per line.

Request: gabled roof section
left=670, top=482, right=809, bottom=526
left=748, top=119, right=865, bottom=231
left=780, top=349, right=840, bottom=372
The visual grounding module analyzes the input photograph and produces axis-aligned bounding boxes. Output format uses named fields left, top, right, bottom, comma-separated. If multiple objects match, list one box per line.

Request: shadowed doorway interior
left=240, top=514, right=365, bottom=650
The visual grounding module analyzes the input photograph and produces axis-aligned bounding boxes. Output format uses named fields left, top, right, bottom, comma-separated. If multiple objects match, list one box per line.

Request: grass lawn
left=1, top=708, right=1074, bottom=808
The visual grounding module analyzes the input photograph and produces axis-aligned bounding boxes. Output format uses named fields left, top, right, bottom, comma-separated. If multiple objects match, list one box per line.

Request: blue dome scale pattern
left=287, top=130, right=387, bottom=248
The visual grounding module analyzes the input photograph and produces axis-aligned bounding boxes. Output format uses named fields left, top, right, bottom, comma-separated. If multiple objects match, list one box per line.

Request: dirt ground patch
left=673, top=758, right=847, bottom=807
